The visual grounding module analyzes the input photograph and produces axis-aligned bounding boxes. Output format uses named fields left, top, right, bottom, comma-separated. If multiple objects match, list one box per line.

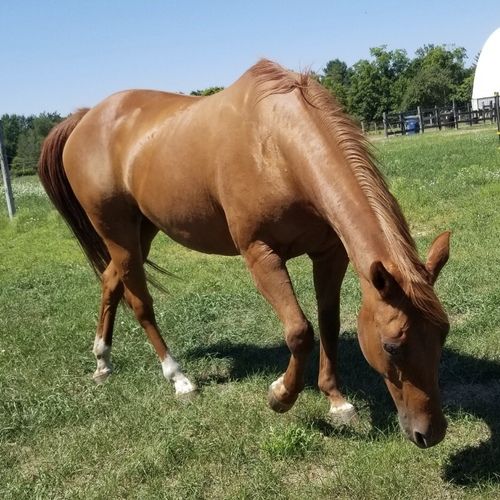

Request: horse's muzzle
left=399, top=413, right=448, bottom=448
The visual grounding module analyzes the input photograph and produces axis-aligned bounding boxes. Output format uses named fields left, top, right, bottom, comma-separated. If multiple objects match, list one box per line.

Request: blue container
left=405, top=117, right=420, bottom=134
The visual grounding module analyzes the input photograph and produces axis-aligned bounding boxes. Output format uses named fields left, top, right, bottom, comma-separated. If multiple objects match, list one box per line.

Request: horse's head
left=357, top=232, right=450, bottom=448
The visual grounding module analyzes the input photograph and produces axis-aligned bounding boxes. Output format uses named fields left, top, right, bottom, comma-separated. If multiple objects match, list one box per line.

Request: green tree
left=33, top=112, right=62, bottom=137
left=452, top=70, right=474, bottom=104
left=0, top=114, right=31, bottom=165
left=401, top=45, right=469, bottom=108
left=11, top=112, right=62, bottom=176
left=318, top=44, right=474, bottom=121
left=190, top=86, right=224, bottom=96
left=369, top=46, right=410, bottom=110
left=320, top=59, right=351, bottom=107
left=346, top=46, right=410, bottom=121
left=11, top=129, right=40, bottom=175
left=347, top=59, right=381, bottom=121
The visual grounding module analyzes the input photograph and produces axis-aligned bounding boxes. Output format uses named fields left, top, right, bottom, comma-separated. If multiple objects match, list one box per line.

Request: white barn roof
left=472, top=27, right=500, bottom=110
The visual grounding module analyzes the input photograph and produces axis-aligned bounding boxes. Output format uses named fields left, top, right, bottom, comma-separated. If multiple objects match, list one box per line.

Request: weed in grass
left=261, top=424, right=321, bottom=459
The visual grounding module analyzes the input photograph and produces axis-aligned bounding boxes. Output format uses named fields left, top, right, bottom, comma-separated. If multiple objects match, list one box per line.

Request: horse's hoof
left=174, top=378, right=198, bottom=397
left=176, top=390, right=198, bottom=405
left=93, top=368, right=112, bottom=384
left=268, top=390, right=295, bottom=413
left=267, top=376, right=298, bottom=413
left=328, top=401, right=358, bottom=425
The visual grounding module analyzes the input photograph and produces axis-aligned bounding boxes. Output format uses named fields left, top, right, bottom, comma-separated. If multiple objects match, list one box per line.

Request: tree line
left=1, top=113, right=63, bottom=176
left=1, top=44, right=475, bottom=176
left=319, top=44, right=474, bottom=123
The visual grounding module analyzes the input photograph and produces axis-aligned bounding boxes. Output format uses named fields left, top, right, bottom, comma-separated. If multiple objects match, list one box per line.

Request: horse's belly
left=140, top=202, right=239, bottom=256
left=163, top=220, right=239, bottom=256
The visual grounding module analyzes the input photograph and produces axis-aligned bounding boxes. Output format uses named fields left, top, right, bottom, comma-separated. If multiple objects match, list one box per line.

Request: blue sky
left=2, top=1, right=499, bottom=116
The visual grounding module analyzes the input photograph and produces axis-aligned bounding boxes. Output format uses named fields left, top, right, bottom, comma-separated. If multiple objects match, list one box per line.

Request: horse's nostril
left=414, top=431, right=428, bottom=448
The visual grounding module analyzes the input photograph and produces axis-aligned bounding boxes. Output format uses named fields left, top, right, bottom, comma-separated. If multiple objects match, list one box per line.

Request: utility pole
left=0, top=122, right=16, bottom=219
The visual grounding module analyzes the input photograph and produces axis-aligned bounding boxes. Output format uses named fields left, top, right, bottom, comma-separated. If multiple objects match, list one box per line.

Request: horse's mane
left=248, top=59, right=447, bottom=325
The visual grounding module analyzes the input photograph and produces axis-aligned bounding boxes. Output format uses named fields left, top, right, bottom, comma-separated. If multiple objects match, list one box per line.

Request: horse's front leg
left=311, top=245, right=357, bottom=423
left=244, top=242, right=314, bottom=412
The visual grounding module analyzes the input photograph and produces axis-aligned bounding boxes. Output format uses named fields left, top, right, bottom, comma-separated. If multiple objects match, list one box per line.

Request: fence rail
left=362, top=95, right=500, bottom=138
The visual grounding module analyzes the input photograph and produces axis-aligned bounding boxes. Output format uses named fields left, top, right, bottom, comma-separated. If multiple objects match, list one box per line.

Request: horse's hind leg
left=92, top=261, right=124, bottom=383
left=100, top=220, right=196, bottom=395
left=311, top=245, right=357, bottom=423
left=244, top=242, right=314, bottom=412
left=92, top=218, right=158, bottom=383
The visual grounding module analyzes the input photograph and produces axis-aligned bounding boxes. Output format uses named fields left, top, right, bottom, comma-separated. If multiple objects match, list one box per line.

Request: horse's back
left=61, top=78, right=335, bottom=258
left=62, top=89, right=243, bottom=254
left=63, top=89, right=198, bottom=183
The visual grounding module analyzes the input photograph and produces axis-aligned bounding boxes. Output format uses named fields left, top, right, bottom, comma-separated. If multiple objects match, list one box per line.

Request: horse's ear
left=426, top=231, right=450, bottom=285
left=370, top=261, right=399, bottom=299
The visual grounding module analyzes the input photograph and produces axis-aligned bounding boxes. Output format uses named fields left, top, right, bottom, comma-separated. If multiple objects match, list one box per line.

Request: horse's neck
left=320, top=181, right=390, bottom=280
left=293, top=141, right=391, bottom=280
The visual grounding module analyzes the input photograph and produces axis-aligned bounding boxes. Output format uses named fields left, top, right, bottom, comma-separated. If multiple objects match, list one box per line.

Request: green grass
left=1, top=127, right=499, bottom=499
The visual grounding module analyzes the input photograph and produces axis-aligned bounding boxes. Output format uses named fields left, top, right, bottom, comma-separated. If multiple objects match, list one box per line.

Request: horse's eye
left=383, top=342, right=401, bottom=356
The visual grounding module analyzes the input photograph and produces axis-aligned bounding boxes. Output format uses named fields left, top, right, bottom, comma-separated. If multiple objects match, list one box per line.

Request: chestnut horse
left=39, top=60, right=450, bottom=448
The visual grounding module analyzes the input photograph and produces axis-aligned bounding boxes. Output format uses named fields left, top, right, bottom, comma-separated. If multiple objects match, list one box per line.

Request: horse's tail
left=38, top=108, right=111, bottom=277
left=38, top=109, right=173, bottom=291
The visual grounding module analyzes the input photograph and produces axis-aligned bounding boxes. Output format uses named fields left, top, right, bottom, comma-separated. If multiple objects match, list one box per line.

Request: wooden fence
left=361, top=95, right=500, bottom=138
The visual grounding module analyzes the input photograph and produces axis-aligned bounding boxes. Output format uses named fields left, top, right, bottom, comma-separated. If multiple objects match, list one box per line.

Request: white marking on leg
left=270, top=375, right=284, bottom=392
left=328, top=401, right=355, bottom=415
left=93, top=336, right=112, bottom=380
left=328, top=401, right=357, bottom=424
left=161, top=355, right=196, bottom=395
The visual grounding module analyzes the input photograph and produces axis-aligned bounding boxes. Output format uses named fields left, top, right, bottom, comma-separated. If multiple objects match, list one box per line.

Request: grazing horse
left=39, top=59, right=450, bottom=448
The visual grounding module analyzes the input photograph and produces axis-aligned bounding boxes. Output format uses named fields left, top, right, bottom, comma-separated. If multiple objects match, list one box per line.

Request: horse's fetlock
left=93, top=337, right=111, bottom=357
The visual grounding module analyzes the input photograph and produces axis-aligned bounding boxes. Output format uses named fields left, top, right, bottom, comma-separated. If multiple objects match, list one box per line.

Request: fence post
left=383, top=112, right=388, bottom=138
left=417, top=106, right=424, bottom=133
left=400, top=112, right=405, bottom=135
left=0, top=122, right=16, bottom=219
left=495, top=93, right=500, bottom=146
left=452, top=100, right=458, bottom=129
left=435, top=106, right=441, bottom=130
left=467, top=102, right=473, bottom=126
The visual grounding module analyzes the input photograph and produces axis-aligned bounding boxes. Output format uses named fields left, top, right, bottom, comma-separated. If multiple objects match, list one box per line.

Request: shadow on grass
left=186, top=334, right=500, bottom=486
left=440, top=348, right=500, bottom=485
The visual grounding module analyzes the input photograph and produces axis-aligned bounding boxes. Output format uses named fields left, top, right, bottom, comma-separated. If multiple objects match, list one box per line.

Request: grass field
left=1, top=126, right=500, bottom=499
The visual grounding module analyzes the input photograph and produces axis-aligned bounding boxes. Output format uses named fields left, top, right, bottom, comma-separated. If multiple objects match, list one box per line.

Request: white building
left=472, top=28, right=500, bottom=110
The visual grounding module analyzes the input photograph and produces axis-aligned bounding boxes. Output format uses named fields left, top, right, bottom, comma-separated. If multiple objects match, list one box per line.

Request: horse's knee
left=285, top=319, right=314, bottom=354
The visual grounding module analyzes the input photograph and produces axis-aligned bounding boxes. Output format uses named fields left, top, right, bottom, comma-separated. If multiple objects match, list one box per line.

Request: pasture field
left=1, top=127, right=499, bottom=499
